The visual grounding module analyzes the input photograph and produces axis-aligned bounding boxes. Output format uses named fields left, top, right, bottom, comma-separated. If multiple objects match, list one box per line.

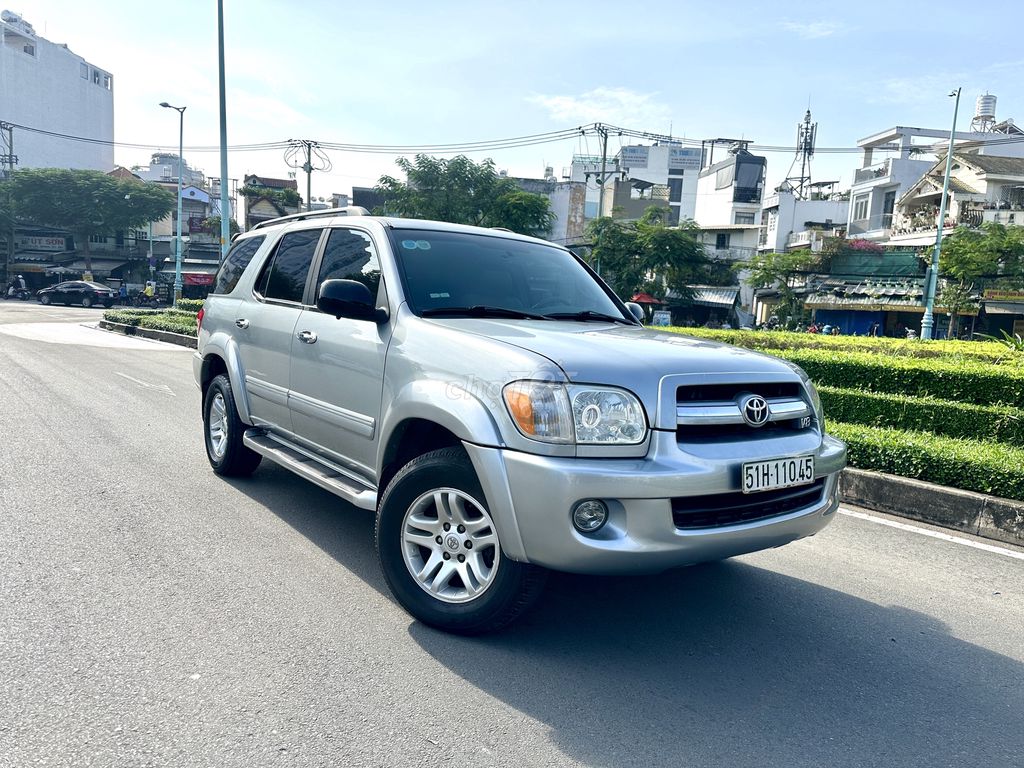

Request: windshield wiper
left=421, top=305, right=551, bottom=320
left=543, top=310, right=636, bottom=325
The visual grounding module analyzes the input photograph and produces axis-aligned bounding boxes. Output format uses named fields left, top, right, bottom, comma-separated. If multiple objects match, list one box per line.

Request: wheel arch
left=198, top=336, right=252, bottom=424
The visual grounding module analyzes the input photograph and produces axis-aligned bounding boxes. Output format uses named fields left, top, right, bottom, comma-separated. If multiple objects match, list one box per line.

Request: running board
left=243, top=430, right=378, bottom=510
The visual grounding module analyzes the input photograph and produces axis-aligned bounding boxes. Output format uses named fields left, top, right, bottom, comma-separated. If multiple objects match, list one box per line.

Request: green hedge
left=175, top=298, right=205, bottom=313
left=820, top=386, right=1024, bottom=444
left=831, top=422, right=1024, bottom=501
left=664, top=327, right=1009, bottom=364
left=103, top=308, right=197, bottom=336
left=780, top=348, right=1024, bottom=408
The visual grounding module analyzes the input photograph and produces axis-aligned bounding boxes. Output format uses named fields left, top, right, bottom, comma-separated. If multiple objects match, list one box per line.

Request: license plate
left=742, top=456, right=814, bottom=494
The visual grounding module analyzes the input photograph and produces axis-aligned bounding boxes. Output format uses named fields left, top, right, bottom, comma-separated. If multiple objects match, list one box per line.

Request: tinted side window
left=262, top=229, right=322, bottom=303
left=214, top=236, right=265, bottom=294
left=316, top=229, right=381, bottom=298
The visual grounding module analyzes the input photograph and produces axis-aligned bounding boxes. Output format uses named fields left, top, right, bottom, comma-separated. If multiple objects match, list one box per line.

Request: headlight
left=567, top=385, right=647, bottom=444
left=502, top=381, right=647, bottom=445
left=804, top=378, right=823, bottom=420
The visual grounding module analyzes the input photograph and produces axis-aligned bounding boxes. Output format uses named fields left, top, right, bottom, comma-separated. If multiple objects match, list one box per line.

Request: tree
left=940, top=222, right=1024, bottom=335
left=585, top=207, right=714, bottom=303
left=202, top=215, right=241, bottom=236
left=742, top=250, right=822, bottom=327
left=11, top=168, right=175, bottom=272
left=375, top=155, right=554, bottom=237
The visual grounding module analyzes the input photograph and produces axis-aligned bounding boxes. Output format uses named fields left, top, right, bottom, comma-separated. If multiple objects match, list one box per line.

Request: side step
left=243, top=430, right=378, bottom=510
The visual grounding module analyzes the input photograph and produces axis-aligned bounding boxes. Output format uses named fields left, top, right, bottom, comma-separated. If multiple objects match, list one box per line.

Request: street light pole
left=921, top=87, right=962, bottom=341
left=160, top=101, right=186, bottom=304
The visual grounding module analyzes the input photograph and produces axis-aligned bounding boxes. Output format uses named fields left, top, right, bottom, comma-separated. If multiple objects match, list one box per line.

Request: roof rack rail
left=251, top=206, right=371, bottom=230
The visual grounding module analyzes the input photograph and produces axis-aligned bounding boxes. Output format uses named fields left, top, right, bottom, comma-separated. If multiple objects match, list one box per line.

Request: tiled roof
left=957, top=153, right=1024, bottom=177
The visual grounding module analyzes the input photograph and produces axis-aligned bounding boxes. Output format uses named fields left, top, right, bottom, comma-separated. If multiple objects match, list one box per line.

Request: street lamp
left=160, top=101, right=186, bottom=303
left=921, top=87, right=962, bottom=341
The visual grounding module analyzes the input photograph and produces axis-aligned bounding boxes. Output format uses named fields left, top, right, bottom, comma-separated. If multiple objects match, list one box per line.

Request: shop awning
left=984, top=301, right=1024, bottom=315
left=804, top=278, right=975, bottom=315
left=68, top=259, right=127, bottom=274
left=690, top=287, right=739, bottom=308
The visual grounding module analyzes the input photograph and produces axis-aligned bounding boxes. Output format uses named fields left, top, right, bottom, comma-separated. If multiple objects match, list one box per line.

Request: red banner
left=184, top=273, right=215, bottom=286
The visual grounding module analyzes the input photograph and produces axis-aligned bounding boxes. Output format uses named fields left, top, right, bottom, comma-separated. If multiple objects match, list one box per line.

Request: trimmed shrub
left=820, top=386, right=1024, bottom=445
left=175, top=298, right=205, bottom=313
left=663, top=327, right=1008, bottom=364
left=137, top=314, right=197, bottom=335
left=780, top=348, right=1024, bottom=408
left=831, top=422, right=1024, bottom=501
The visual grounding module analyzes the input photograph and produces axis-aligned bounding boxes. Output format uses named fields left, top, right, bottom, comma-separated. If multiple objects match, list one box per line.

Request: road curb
left=98, top=320, right=197, bottom=349
left=840, top=467, right=1024, bottom=547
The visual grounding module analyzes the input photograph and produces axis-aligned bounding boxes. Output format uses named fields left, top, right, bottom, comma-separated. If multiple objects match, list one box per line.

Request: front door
left=288, top=227, right=389, bottom=482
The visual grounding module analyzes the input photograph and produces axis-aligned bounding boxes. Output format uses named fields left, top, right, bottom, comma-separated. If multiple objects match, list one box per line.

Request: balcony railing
left=854, top=160, right=892, bottom=184
left=847, top=213, right=892, bottom=236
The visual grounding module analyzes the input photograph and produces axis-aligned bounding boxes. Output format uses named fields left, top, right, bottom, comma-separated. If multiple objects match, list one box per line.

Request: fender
left=200, top=332, right=253, bottom=425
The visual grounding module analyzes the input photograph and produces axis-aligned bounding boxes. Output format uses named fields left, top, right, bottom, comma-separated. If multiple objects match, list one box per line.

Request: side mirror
left=624, top=301, right=645, bottom=324
left=317, top=279, right=387, bottom=323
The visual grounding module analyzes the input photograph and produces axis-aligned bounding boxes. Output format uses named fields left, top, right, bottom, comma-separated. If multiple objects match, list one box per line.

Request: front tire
left=375, top=447, right=546, bottom=634
left=203, top=374, right=262, bottom=477
left=39, top=295, right=50, bottom=305
left=81, top=295, right=93, bottom=308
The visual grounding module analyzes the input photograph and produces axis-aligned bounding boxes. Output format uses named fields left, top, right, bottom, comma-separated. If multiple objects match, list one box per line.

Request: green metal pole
left=921, top=87, right=962, bottom=341
left=217, top=0, right=231, bottom=259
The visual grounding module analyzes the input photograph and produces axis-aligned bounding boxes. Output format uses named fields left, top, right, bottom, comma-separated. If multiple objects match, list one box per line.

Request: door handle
left=297, top=330, right=318, bottom=344
left=235, top=318, right=249, bottom=329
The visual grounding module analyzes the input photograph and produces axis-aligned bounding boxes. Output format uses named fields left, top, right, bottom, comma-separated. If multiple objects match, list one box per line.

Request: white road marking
left=839, top=507, right=1024, bottom=561
left=114, top=372, right=176, bottom=396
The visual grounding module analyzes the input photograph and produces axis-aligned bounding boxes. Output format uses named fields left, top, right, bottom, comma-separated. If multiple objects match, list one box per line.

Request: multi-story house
left=0, top=10, right=113, bottom=172
left=759, top=186, right=850, bottom=253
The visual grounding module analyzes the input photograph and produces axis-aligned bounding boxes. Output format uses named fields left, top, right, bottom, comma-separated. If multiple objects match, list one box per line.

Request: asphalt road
left=1, top=301, right=1022, bottom=768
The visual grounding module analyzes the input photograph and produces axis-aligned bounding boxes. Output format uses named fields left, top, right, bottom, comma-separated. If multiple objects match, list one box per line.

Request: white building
left=847, top=98, right=1024, bottom=242
left=759, top=187, right=849, bottom=253
left=564, top=142, right=702, bottom=226
left=0, top=10, right=113, bottom=172
left=132, top=152, right=206, bottom=188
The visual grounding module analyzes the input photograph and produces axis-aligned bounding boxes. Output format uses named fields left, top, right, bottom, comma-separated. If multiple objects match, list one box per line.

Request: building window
left=852, top=194, right=869, bottom=221
left=668, top=178, right=683, bottom=204
left=715, top=233, right=730, bottom=250
left=81, top=63, right=88, bottom=78
left=89, top=234, right=107, bottom=244
left=92, top=68, right=100, bottom=85
left=734, top=212, right=755, bottom=225
left=103, top=74, right=112, bottom=91
left=23, top=43, right=35, bottom=56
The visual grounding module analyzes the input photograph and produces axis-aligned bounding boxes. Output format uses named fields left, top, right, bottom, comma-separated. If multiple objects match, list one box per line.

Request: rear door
left=287, top=227, right=389, bottom=481
left=234, top=227, right=324, bottom=433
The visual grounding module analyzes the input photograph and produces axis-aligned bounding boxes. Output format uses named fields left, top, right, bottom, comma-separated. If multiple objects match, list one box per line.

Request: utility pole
left=0, top=122, right=17, bottom=286
left=921, top=87, right=962, bottom=341
left=285, top=140, right=331, bottom=212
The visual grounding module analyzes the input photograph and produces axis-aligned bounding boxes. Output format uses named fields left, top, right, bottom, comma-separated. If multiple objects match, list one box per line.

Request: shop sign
left=984, top=289, right=1024, bottom=301
left=16, top=235, right=66, bottom=251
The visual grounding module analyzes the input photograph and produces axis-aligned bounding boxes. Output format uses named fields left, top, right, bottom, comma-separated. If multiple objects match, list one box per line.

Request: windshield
left=390, top=228, right=627, bottom=320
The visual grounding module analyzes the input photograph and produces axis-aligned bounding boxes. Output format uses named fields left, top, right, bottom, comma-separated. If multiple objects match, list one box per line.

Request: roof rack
left=251, top=206, right=371, bottom=230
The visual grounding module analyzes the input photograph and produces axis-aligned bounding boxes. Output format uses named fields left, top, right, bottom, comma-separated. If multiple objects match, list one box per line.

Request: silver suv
left=194, top=208, right=846, bottom=633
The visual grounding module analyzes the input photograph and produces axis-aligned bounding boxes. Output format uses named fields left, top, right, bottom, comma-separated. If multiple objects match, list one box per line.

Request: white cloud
left=779, top=20, right=844, bottom=39
left=528, top=87, right=672, bottom=129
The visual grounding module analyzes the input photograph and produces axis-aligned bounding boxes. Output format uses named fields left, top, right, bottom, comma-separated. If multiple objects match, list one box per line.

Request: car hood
left=426, top=319, right=803, bottom=429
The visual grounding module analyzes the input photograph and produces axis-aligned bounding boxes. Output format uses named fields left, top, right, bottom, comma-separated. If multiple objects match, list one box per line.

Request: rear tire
left=375, top=447, right=547, bottom=634
left=203, top=374, right=262, bottom=477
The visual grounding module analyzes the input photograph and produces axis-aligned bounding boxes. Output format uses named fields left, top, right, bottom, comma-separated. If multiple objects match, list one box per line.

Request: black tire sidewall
left=40, top=295, right=50, bottom=305
left=203, top=374, right=260, bottom=476
left=376, top=448, right=540, bottom=633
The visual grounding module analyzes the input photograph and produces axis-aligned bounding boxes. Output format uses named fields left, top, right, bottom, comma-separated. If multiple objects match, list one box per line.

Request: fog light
left=572, top=499, right=608, bottom=533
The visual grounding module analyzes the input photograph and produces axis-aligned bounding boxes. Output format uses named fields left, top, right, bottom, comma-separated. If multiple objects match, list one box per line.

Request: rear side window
left=213, top=236, right=265, bottom=294
left=256, top=229, right=322, bottom=303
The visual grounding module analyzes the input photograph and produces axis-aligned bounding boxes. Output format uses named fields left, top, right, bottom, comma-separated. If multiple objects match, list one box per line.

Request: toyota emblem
left=739, top=394, right=770, bottom=427
left=445, top=534, right=461, bottom=552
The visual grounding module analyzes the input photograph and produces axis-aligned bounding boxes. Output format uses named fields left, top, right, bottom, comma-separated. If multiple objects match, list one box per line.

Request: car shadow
left=228, top=463, right=1024, bottom=768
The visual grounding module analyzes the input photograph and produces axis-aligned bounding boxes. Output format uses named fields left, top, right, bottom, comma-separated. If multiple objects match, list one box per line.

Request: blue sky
left=21, top=0, right=1024, bottom=200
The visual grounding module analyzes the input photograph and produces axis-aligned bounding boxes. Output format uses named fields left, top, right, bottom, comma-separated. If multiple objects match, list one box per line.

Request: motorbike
left=4, top=286, right=31, bottom=301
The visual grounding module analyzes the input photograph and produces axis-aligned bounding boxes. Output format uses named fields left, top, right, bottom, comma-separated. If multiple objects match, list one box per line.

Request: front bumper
left=464, top=429, right=846, bottom=575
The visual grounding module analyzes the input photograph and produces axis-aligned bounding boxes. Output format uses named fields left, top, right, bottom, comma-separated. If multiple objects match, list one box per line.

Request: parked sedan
left=37, top=281, right=116, bottom=308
